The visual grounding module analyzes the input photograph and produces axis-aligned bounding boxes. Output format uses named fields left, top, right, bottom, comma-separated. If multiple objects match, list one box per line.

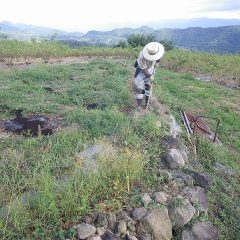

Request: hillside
left=0, top=44, right=239, bottom=239
left=1, top=21, right=240, bottom=53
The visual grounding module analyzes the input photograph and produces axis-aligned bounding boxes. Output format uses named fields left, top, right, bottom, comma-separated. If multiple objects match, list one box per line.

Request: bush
left=113, top=40, right=128, bottom=48
left=159, top=40, right=174, bottom=51
left=127, top=33, right=156, bottom=48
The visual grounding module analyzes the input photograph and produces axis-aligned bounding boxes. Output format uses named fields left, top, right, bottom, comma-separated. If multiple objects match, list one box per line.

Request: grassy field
left=154, top=68, right=240, bottom=239
left=0, top=43, right=239, bottom=239
left=0, top=59, right=166, bottom=239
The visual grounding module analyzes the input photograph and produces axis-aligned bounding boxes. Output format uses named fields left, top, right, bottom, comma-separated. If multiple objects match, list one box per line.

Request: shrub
left=127, top=33, right=156, bottom=48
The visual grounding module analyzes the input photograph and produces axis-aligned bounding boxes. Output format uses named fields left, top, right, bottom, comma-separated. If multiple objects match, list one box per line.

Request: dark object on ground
left=44, top=87, right=55, bottom=93
left=179, top=108, right=220, bottom=143
left=1, top=110, right=58, bottom=136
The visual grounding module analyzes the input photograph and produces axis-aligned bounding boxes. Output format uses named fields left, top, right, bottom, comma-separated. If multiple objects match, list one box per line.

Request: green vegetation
left=154, top=68, right=240, bottom=240
left=161, top=48, right=240, bottom=85
left=127, top=33, right=156, bottom=48
left=0, top=40, right=239, bottom=239
left=0, top=59, right=165, bottom=239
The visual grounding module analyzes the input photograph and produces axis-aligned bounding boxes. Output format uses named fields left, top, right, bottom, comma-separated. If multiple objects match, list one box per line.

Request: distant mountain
left=0, top=21, right=83, bottom=40
left=147, top=17, right=240, bottom=29
left=1, top=20, right=240, bottom=53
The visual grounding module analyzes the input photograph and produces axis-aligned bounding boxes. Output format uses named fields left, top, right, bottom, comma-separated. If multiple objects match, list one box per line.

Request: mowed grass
left=154, top=68, right=240, bottom=240
left=0, top=59, right=164, bottom=239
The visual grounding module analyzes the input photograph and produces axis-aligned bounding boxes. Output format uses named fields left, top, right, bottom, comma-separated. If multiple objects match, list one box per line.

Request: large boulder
left=180, top=187, right=208, bottom=212
left=167, top=196, right=196, bottom=229
left=140, top=207, right=172, bottom=240
left=162, top=148, right=186, bottom=169
left=181, top=221, right=218, bottom=240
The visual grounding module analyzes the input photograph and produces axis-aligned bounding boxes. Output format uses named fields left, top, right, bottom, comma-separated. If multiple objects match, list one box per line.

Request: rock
left=107, top=212, right=117, bottom=231
left=141, top=193, right=152, bottom=207
left=127, top=219, right=137, bottom=232
left=126, top=206, right=134, bottom=213
left=169, top=114, right=182, bottom=138
left=162, top=148, right=186, bottom=169
left=117, top=220, right=127, bottom=236
left=213, top=162, right=234, bottom=176
left=117, top=210, right=131, bottom=221
left=97, top=227, right=106, bottom=236
left=172, top=171, right=194, bottom=186
left=127, top=236, right=138, bottom=240
left=180, top=186, right=208, bottom=212
left=96, top=213, right=108, bottom=228
left=140, top=207, right=172, bottom=240
left=166, top=179, right=185, bottom=196
left=157, top=170, right=173, bottom=182
left=138, top=233, right=152, bottom=240
left=192, top=172, right=213, bottom=189
left=102, top=230, right=122, bottom=240
left=132, top=208, right=148, bottom=221
left=181, top=221, right=218, bottom=240
left=77, top=223, right=96, bottom=239
left=77, top=143, right=116, bottom=171
left=152, top=192, right=168, bottom=204
left=168, top=196, right=196, bottom=229
left=87, top=235, right=102, bottom=240
left=161, top=136, right=179, bottom=150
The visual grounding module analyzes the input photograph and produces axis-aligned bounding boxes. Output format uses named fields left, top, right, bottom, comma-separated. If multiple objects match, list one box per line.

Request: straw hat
left=142, top=42, right=165, bottom=61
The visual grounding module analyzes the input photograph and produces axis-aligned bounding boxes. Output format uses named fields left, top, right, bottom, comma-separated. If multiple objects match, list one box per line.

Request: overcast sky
left=1, top=0, right=240, bottom=32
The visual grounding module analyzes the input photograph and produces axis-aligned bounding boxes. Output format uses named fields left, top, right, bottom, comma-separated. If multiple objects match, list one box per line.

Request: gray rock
left=96, top=213, right=108, bottom=228
left=87, top=235, right=102, bottom=240
left=141, top=193, right=152, bottom=207
left=158, top=170, right=173, bottom=182
left=162, top=148, right=186, bottom=169
left=161, top=136, right=179, bottom=150
left=102, top=230, right=122, bottom=240
left=77, top=144, right=116, bottom=171
left=168, top=196, right=196, bottom=229
left=117, top=210, right=131, bottom=221
left=77, top=223, right=96, bottom=239
left=172, top=171, right=194, bottom=186
left=117, top=220, right=127, bottom=236
left=213, top=162, right=234, bottom=176
left=138, top=233, right=152, bottom=240
left=152, top=192, right=168, bottom=204
left=127, top=219, right=137, bottom=232
left=181, top=221, right=218, bottom=240
left=180, top=186, right=208, bottom=212
left=107, top=212, right=117, bottom=230
left=140, top=207, right=172, bottom=240
left=192, top=172, right=213, bottom=189
left=97, top=227, right=106, bottom=236
left=132, top=208, right=148, bottom=221
left=127, top=236, right=138, bottom=240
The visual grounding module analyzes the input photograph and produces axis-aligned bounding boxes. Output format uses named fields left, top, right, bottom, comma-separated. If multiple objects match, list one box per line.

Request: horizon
left=1, top=17, right=240, bottom=34
left=1, top=0, right=240, bottom=33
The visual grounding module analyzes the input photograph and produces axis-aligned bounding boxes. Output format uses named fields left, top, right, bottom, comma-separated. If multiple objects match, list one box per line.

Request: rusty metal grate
left=179, top=108, right=220, bottom=143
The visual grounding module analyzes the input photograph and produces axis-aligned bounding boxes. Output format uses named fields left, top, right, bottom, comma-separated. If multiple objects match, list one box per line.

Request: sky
left=0, top=0, right=240, bottom=32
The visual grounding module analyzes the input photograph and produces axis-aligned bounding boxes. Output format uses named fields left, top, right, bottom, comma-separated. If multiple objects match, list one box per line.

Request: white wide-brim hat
left=142, top=42, right=165, bottom=61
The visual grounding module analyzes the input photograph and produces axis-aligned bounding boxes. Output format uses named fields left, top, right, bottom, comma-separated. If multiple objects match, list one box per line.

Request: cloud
left=197, top=0, right=240, bottom=12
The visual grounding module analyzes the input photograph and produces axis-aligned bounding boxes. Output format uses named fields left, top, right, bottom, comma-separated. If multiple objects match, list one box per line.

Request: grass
left=0, top=59, right=165, bottom=239
left=161, top=48, right=240, bottom=85
left=154, top=68, right=240, bottom=240
left=0, top=45, right=239, bottom=239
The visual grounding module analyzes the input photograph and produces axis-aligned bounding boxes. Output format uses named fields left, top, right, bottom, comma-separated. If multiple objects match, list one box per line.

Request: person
left=134, top=42, right=165, bottom=109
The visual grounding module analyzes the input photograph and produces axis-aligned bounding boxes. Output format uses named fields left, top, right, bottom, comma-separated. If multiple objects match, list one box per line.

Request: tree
left=159, top=39, right=174, bottom=51
left=127, top=33, right=156, bottom=48
left=113, top=40, right=128, bottom=48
